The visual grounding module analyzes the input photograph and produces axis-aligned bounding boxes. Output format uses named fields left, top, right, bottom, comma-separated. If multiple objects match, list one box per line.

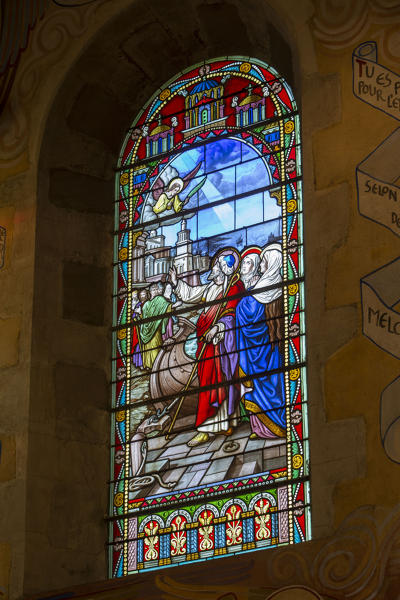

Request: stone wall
left=0, top=1, right=399, bottom=599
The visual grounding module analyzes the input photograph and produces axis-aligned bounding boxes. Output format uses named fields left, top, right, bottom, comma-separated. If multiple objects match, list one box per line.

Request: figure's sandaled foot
left=249, top=432, right=259, bottom=439
left=187, top=432, right=210, bottom=447
left=222, top=427, right=233, bottom=437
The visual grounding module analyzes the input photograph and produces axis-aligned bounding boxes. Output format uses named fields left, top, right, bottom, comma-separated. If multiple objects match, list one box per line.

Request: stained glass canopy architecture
left=110, top=56, right=310, bottom=577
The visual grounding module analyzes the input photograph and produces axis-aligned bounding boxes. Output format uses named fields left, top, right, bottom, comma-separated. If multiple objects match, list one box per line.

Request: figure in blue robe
left=236, top=293, right=286, bottom=438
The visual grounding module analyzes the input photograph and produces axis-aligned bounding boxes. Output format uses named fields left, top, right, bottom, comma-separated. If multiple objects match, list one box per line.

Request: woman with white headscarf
left=236, top=243, right=286, bottom=439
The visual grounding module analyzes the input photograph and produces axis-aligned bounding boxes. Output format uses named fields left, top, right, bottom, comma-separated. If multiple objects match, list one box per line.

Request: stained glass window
left=110, top=57, right=310, bottom=577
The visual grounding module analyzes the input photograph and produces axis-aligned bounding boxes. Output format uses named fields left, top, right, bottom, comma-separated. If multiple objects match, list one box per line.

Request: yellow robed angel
left=152, top=162, right=205, bottom=216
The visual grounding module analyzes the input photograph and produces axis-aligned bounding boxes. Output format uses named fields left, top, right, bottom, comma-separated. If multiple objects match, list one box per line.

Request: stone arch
left=26, top=0, right=322, bottom=595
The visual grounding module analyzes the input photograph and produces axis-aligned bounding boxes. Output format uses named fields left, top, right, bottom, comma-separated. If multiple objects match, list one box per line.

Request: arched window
left=110, top=57, right=310, bottom=577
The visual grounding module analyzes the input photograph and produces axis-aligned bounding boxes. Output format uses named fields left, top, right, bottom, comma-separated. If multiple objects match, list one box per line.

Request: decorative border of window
left=110, top=56, right=310, bottom=577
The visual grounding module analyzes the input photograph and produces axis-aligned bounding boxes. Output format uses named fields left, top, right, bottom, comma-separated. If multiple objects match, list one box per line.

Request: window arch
left=110, top=57, right=310, bottom=577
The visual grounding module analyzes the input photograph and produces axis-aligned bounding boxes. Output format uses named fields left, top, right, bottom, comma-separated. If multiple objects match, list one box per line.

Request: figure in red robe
left=169, top=249, right=244, bottom=447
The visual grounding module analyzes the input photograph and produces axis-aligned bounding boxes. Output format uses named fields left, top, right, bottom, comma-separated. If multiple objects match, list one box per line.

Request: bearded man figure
left=169, top=249, right=244, bottom=447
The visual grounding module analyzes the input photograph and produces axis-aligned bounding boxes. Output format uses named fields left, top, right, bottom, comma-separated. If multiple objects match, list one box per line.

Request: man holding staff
left=168, top=248, right=244, bottom=447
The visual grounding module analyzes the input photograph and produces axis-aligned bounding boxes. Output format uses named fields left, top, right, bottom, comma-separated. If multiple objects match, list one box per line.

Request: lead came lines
left=113, top=57, right=308, bottom=573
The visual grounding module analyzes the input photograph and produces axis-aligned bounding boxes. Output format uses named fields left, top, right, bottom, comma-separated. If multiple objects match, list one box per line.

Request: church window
left=111, top=57, right=310, bottom=577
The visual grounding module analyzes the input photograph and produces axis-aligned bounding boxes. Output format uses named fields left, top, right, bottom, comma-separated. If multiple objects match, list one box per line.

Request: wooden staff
left=165, top=271, right=240, bottom=440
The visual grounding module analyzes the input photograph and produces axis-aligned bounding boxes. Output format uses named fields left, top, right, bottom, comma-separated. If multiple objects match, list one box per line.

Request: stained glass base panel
left=113, top=484, right=310, bottom=576
left=110, top=56, right=311, bottom=577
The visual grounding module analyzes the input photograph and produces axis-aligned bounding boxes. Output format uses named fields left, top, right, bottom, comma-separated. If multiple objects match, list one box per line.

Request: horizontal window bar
left=106, top=479, right=310, bottom=524
left=111, top=276, right=305, bottom=332
left=124, top=77, right=297, bottom=139
left=118, top=107, right=300, bottom=172
left=112, top=265, right=304, bottom=316
left=114, top=175, right=302, bottom=238
left=109, top=398, right=308, bottom=449
left=109, top=359, right=306, bottom=415
left=113, top=219, right=302, bottom=286
left=111, top=330, right=305, bottom=392
left=110, top=399, right=308, bottom=452
left=116, top=139, right=301, bottom=206
left=108, top=429, right=309, bottom=467
left=111, top=330, right=306, bottom=389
